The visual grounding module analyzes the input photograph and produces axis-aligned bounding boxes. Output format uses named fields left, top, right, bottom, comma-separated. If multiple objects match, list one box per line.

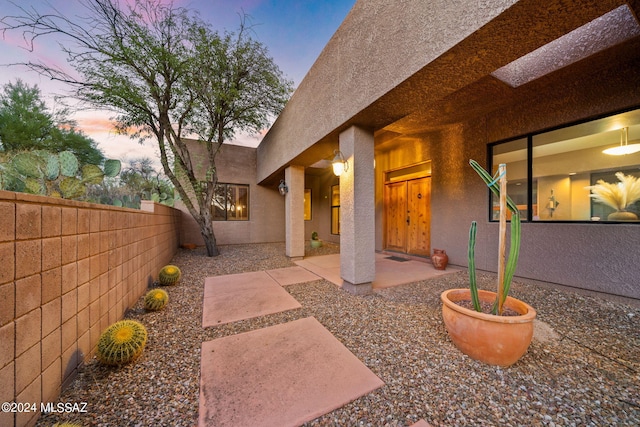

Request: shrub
left=97, top=320, right=148, bottom=366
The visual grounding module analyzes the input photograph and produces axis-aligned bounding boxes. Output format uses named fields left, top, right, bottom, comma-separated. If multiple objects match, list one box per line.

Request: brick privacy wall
left=0, top=191, right=181, bottom=427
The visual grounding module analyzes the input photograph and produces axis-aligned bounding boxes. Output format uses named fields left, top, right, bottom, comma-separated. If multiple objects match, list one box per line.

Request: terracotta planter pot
left=441, top=288, right=536, bottom=367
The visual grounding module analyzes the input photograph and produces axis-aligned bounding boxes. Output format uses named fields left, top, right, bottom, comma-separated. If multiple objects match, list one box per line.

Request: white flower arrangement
left=586, top=172, right=640, bottom=211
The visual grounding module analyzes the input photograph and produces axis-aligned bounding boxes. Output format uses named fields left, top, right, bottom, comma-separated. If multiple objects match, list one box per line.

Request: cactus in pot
left=440, top=159, right=536, bottom=367
left=310, top=231, right=323, bottom=248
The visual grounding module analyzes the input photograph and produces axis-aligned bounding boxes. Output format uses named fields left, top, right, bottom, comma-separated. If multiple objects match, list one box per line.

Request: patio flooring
left=199, top=317, right=385, bottom=427
left=202, top=271, right=302, bottom=327
left=199, top=253, right=445, bottom=426
left=295, top=253, right=460, bottom=289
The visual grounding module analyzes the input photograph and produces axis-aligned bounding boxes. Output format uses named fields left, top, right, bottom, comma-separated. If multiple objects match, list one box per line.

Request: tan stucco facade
left=255, top=0, right=640, bottom=300
left=176, top=142, right=285, bottom=246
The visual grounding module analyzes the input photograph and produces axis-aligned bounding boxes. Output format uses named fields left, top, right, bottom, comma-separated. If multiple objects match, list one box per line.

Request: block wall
left=0, top=191, right=180, bottom=427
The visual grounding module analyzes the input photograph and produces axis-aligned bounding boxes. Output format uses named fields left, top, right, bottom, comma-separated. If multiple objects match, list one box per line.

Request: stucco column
left=285, top=165, right=305, bottom=259
left=339, top=126, right=375, bottom=295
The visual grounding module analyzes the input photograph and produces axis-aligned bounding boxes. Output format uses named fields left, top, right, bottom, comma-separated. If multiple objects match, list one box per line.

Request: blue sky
left=0, top=0, right=355, bottom=162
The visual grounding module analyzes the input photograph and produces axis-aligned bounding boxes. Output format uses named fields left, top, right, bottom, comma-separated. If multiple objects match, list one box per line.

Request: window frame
left=488, top=106, right=640, bottom=224
left=211, top=183, right=250, bottom=221
left=330, top=184, right=340, bottom=235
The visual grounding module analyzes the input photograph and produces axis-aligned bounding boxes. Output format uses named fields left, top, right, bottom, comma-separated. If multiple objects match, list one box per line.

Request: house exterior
left=181, top=0, right=640, bottom=301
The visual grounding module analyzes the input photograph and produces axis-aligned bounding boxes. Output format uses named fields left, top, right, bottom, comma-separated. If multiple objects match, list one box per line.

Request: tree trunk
left=199, top=204, right=219, bottom=257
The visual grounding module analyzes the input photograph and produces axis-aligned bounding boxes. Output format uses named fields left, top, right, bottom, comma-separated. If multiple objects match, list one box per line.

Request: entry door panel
left=407, top=177, right=431, bottom=256
left=384, top=177, right=431, bottom=256
left=384, top=181, right=407, bottom=252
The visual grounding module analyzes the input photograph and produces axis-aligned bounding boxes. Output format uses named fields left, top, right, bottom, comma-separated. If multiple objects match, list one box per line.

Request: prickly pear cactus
left=97, top=320, right=148, bottom=366
left=81, top=164, right=104, bottom=185
left=11, top=152, right=44, bottom=178
left=44, top=153, right=60, bottom=180
left=58, top=151, right=79, bottom=177
left=158, top=265, right=181, bottom=286
left=59, top=177, right=86, bottom=199
left=144, top=288, right=169, bottom=311
left=103, top=159, right=121, bottom=177
left=24, top=177, right=44, bottom=194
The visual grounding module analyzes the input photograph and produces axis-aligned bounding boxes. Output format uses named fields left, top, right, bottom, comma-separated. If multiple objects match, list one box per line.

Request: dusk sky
left=0, top=0, right=355, bottom=164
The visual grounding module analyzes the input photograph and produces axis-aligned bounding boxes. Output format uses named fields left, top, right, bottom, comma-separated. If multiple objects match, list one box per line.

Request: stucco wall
left=176, top=143, right=285, bottom=246
left=374, top=54, right=640, bottom=301
left=257, top=0, right=518, bottom=183
left=0, top=192, right=180, bottom=427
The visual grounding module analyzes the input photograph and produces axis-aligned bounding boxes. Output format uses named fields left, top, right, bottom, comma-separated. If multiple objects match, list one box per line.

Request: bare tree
left=1, top=0, right=293, bottom=256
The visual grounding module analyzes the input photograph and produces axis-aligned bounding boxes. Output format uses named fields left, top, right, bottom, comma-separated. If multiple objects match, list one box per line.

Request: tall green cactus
left=468, top=160, right=522, bottom=315
left=467, top=221, right=481, bottom=312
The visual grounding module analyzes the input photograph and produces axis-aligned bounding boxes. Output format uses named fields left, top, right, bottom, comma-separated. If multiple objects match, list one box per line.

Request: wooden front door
left=384, top=177, right=431, bottom=256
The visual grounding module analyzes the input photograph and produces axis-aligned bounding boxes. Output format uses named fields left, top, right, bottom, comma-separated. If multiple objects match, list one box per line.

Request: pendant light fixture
left=603, top=127, right=640, bottom=155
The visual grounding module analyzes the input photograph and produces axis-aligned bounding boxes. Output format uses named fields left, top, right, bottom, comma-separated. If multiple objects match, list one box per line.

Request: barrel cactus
left=97, top=320, right=148, bottom=366
left=144, top=288, right=169, bottom=311
left=158, top=265, right=181, bottom=286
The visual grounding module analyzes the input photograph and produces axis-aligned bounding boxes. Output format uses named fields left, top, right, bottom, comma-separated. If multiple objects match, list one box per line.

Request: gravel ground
left=37, top=242, right=640, bottom=427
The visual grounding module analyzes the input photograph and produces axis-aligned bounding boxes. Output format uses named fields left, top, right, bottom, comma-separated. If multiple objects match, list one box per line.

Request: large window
left=490, top=108, right=640, bottom=222
left=212, top=183, right=249, bottom=221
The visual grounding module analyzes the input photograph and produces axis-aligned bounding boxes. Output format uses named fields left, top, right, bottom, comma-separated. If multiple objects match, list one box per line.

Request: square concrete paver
left=202, top=271, right=301, bottom=327
left=198, top=317, right=385, bottom=427
left=266, top=266, right=321, bottom=286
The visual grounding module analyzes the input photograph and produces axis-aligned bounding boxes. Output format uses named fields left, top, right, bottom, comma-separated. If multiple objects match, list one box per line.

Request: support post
left=339, top=126, right=375, bottom=295
left=285, top=165, right=305, bottom=260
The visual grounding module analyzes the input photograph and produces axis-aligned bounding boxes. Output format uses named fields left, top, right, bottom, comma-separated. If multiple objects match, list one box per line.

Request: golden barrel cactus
left=97, top=320, right=148, bottom=366
left=158, top=265, right=181, bottom=285
left=144, top=288, right=169, bottom=311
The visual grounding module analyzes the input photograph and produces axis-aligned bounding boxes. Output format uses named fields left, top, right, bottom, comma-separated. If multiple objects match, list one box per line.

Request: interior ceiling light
left=492, top=5, right=640, bottom=87
left=603, top=127, right=640, bottom=155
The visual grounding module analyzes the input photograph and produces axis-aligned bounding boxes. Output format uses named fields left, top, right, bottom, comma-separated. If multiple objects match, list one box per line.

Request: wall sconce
left=278, top=179, right=288, bottom=196
left=332, top=150, right=349, bottom=176
left=603, top=127, right=640, bottom=155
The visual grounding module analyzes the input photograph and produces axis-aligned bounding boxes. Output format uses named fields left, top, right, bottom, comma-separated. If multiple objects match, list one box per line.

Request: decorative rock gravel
left=37, top=243, right=640, bottom=426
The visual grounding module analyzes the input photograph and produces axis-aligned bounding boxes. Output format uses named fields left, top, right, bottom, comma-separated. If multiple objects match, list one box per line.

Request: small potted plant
left=586, top=172, right=640, bottom=221
left=310, top=231, right=323, bottom=248
left=440, top=160, right=536, bottom=367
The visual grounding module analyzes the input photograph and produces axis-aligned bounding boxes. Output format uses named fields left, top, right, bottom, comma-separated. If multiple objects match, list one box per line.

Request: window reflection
left=212, top=183, right=249, bottom=221
left=491, top=109, right=640, bottom=222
